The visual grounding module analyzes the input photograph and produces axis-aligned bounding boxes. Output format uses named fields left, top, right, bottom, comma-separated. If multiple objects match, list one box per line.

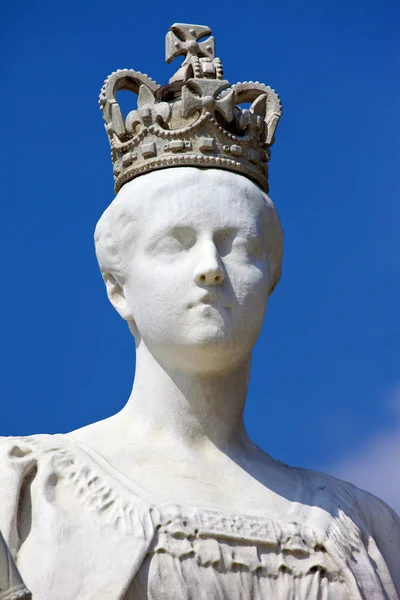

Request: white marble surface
left=1, top=168, right=399, bottom=599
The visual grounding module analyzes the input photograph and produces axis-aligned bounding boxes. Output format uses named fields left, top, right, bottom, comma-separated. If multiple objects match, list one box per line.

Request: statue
left=0, top=23, right=399, bottom=600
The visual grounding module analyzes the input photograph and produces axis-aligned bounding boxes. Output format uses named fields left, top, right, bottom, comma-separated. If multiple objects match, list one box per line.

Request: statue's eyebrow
left=214, top=224, right=261, bottom=238
left=148, top=223, right=194, bottom=238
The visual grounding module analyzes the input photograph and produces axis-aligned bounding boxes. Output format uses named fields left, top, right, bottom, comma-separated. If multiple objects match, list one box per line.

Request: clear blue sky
left=2, top=0, right=399, bottom=509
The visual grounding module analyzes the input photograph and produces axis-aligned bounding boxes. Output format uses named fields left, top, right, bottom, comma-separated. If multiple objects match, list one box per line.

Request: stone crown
left=99, top=23, right=282, bottom=194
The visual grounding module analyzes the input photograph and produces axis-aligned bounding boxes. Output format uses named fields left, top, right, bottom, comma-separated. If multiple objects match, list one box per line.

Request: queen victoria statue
left=0, top=23, right=399, bottom=600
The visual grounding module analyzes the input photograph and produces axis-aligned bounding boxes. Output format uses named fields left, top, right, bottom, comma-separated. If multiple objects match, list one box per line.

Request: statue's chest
left=95, top=448, right=313, bottom=516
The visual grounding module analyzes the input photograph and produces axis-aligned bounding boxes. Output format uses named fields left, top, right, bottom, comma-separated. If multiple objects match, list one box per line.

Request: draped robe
left=0, top=434, right=399, bottom=599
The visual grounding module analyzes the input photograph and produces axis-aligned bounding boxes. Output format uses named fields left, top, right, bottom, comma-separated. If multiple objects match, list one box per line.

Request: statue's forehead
left=130, top=173, right=265, bottom=229
left=142, top=193, right=263, bottom=234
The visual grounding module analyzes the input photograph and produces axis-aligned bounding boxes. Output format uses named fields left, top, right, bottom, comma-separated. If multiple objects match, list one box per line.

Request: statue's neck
left=120, top=342, right=251, bottom=453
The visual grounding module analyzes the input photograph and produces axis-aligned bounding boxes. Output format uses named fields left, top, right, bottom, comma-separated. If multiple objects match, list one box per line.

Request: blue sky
left=2, top=0, right=399, bottom=511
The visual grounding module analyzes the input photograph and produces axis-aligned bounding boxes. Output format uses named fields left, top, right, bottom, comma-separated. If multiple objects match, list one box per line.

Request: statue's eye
left=170, top=226, right=196, bottom=250
left=215, top=228, right=236, bottom=257
left=232, top=236, right=263, bottom=260
left=216, top=229, right=263, bottom=261
left=150, top=226, right=196, bottom=255
left=154, top=237, right=183, bottom=253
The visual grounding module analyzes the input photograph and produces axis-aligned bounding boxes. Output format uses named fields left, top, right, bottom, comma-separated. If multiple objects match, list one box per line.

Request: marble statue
left=1, top=22, right=399, bottom=600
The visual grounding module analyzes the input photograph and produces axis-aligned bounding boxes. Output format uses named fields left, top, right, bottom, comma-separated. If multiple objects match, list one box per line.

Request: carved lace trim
left=152, top=528, right=343, bottom=581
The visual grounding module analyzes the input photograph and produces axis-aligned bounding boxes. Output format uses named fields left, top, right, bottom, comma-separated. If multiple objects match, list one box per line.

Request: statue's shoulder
left=297, top=463, right=399, bottom=521
left=0, top=434, right=63, bottom=552
left=0, top=433, right=62, bottom=460
left=295, top=464, right=400, bottom=580
left=0, top=434, right=74, bottom=487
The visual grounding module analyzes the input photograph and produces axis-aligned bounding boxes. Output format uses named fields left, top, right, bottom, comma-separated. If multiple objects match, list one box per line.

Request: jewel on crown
left=99, top=23, right=282, bottom=194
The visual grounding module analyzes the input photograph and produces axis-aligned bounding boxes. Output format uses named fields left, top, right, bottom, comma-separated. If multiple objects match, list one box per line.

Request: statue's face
left=112, top=168, right=271, bottom=373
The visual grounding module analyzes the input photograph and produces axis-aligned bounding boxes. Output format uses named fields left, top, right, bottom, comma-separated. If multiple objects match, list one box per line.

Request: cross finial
left=166, top=23, right=215, bottom=65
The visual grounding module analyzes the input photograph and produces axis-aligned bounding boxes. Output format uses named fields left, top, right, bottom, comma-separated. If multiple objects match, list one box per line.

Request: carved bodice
left=0, top=434, right=398, bottom=600
left=128, top=507, right=355, bottom=600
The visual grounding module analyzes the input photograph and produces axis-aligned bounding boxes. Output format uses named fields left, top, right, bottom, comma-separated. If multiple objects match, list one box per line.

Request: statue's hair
left=94, top=168, right=283, bottom=295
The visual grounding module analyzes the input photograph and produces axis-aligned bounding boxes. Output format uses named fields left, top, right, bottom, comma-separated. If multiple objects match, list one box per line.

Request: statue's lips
left=187, top=293, right=232, bottom=311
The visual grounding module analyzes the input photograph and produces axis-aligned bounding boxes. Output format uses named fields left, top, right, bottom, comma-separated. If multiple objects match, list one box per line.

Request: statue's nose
left=194, top=241, right=225, bottom=286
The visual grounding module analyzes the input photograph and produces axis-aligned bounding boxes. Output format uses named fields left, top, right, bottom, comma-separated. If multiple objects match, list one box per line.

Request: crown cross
left=166, top=23, right=215, bottom=65
left=182, top=79, right=234, bottom=122
left=166, top=23, right=217, bottom=83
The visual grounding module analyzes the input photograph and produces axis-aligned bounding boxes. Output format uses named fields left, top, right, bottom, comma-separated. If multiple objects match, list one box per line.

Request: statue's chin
left=149, top=332, right=255, bottom=375
left=137, top=306, right=261, bottom=373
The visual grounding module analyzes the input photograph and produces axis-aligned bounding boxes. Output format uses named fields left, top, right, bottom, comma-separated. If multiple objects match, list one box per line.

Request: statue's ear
left=103, top=272, right=132, bottom=321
